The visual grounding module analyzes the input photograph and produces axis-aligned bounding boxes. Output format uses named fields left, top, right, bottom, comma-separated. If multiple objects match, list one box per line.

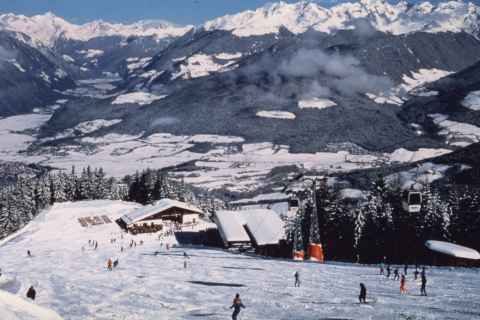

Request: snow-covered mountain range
left=205, top=0, right=480, bottom=37
left=1, top=0, right=480, bottom=192
left=0, top=12, right=193, bottom=47
left=1, top=0, right=480, bottom=48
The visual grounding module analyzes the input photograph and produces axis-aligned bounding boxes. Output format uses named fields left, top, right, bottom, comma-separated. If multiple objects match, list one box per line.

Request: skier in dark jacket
left=294, top=271, right=301, bottom=287
left=404, top=264, right=408, bottom=275
left=421, top=272, right=427, bottom=296
left=230, top=293, right=245, bottom=320
left=26, top=286, right=36, bottom=300
left=393, top=268, right=400, bottom=281
left=386, top=265, right=391, bottom=278
left=27, top=250, right=32, bottom=257
left=359, top=283, right=367, bottom=303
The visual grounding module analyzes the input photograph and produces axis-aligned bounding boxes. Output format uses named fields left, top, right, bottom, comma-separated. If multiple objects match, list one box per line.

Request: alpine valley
left=1, top=0, right=480, bottom=194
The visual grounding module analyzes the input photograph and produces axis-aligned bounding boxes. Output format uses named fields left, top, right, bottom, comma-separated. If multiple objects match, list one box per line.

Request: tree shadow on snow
left=187, top=280, right=246, bottom=287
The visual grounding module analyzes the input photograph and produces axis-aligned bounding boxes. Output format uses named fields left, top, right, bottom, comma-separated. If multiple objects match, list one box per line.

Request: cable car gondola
left=402, top=190, right=422, bottom=213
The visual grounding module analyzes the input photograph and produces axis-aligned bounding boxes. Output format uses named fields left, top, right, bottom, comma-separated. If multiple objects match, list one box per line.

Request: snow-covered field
left=256, top=110, right=296, bottom=119
left=0, top=111, right=456, bottom=192
left=462, top=90, right=480, bottom=111
left=111, top=92, right=167, bottom=106
left=429, top=113, right=480, bottom=147
left=1, top=200, right=479, bottom=320
left=171, top=53, right=238, bottom=80
left=298, top=98, right=337, bottom=110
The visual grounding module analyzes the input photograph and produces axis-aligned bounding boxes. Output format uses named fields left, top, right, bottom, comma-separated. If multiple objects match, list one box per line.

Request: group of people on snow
left=106, top=258, right=119, bottom=271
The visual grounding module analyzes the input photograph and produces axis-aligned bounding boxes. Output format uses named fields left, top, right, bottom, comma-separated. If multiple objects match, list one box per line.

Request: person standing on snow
left=414, top=269, right=419, bottom=280
left=294, top=271, right=301, bottom=287
left=230, top=293, right=245, bottom=320
left=27, top=250, right=32, bottom=257
left=420, top=272, right=427, bottom=296
left=26, top=286, right=36, bottom=300
left=393, top=268, right=399, bottom=281
left=386, top=265, right=391, bottom=278
left=404, top=264, right=408, bottom=275
left=400, top=275, right=407, bottom=294
left=107, top=258, right=113, bottom=271
left=359, top=283, right=367, bottom=303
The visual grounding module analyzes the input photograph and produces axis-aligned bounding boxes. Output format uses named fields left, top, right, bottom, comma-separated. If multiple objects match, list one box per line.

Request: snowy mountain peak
left=204, top=0, right=480, bottom=38
left=0, top=12, right=193, bottom=47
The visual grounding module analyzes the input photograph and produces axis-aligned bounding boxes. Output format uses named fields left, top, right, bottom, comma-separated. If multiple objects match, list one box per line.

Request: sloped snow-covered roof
left=215, top=209, right=285, bottom=246
left=120, top=199, right=202, bottom=225
left=425, top=240, right=480, bottom=260
left=214, top=211, right=251, bottom=244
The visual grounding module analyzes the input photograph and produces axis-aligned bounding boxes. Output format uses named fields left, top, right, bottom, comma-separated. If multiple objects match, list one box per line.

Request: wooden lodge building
left=116, top=199, right=203, bottom=233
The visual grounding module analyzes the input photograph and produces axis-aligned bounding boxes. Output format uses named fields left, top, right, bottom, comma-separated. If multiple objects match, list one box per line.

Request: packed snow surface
left=112, top=92, right=167, bottom=106
left=425, top=240, right=480, bottom=260
left=0, top=289, right=64, bottom=320
left=1, top=201, right=480, bottom=319
left=256, top=110, right=296, bottom=119
left=462, top=90, right=480, bottom=111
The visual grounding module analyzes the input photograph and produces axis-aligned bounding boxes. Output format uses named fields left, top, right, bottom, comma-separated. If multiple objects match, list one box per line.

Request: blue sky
left=0, top=0, right=305, bottom=25
left=0, top=1, right=477, bottom=25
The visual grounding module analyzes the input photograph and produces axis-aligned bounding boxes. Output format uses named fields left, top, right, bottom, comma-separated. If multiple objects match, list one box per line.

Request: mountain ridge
left=1, top=1, right=479, bottom=47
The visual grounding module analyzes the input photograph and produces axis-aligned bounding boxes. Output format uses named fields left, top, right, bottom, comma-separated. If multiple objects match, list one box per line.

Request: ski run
left=0, top=200, right=479, bottom=320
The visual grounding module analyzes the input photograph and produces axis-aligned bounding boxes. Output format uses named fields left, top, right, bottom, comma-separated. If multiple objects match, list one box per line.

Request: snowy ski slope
left=0, top=201, right=480, bottom=319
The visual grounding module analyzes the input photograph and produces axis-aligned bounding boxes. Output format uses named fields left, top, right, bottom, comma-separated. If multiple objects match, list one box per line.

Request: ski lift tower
left=282, top=173, right=325, bottom=263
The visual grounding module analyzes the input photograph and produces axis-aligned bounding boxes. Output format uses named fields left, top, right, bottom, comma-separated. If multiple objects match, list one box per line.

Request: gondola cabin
left=402, top=190, right=422, bottom=213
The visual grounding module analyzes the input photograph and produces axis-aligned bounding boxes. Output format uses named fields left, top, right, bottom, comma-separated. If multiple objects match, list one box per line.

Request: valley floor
left=0, top=201, right=479, bottom=320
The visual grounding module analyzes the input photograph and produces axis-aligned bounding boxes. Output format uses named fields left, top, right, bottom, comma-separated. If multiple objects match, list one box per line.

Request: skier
left=379, top=264, right=384, bottom=275
left=393, top=268, right=399, bottom=281
left=26, top=286, right=36, bottom=300
left=404, top=264, right=408, bottom=275
left=359, top=283, right=367, bottom=303
left=94, top=242, right=98, bottom=250
left=386, top=265, right=391, bottom=278
left=27, top=250, right=32, bottom=257
left=420, top=272, right=427, bottom=296
left=421, top=266, right=426, bottom=277
left=230, top=293, right=245, bottom=320
left=400, top=275, right=407, bottom=294
left=414, top=269, right=419, bottom=280
left=113, top=259, right=119, bottom=268
left=107, top=258, right=113, bottom=271
left=294, top=271, right=301, bottom=287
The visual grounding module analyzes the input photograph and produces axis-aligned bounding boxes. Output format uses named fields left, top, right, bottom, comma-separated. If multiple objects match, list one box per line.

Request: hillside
left=0, top=200, right=479, bottom=319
